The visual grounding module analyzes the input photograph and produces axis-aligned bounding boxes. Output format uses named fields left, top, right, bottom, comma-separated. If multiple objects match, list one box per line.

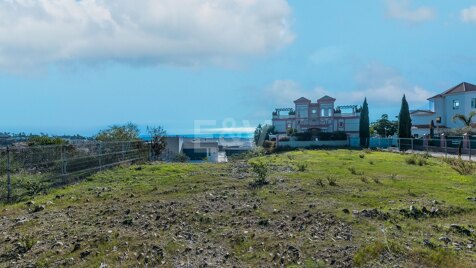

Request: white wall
left=278, top=140, right=348, bottom=148
left=345, top=118, right=360, bottom=132
left=412, top=113, right=435, bottom=126
left=273, top=121, right=286, bottom=133
left=444, top=93, right=462, bottom=128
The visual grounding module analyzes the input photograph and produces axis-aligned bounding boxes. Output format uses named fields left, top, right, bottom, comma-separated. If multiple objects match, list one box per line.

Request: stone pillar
left=463, top=133, right=469, bottom=149
left=423, top=134, right=429, bottom=147
left=440, top=133, right=446, bottom=148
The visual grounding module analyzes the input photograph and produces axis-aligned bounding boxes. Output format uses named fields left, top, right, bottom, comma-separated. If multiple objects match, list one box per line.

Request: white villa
left=411, top=82, right=476, bottom=136
left=272, top=96, right=361, bottom=135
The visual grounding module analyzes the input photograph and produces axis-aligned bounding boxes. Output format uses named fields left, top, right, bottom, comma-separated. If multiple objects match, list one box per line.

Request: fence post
left=469, top=139, right=472, bottom=161
left=149, top=141, right=153, bottom=161
left=122, top=142, right=126, bottom=161
left=411, top=138, right=414, bottom=152
left=98, top=143, right=103, bottom=171
left=61, top=145, right=66, bottom=175
left=6, top=146, right=11, bottom=203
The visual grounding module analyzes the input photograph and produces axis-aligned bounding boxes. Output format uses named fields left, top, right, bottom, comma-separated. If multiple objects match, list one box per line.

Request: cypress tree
left=429, top=120, right=435, bottom=137
left=359, top=98, right=370, bottom=147
left=398, top=95, right=412, bottom=139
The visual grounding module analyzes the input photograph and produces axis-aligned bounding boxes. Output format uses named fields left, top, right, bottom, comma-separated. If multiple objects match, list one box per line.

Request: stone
left=80, top=250, right=91, bottom=259
left=438, top=237, right=451, bottom=244
left=32, top=205, right=45, bottom=213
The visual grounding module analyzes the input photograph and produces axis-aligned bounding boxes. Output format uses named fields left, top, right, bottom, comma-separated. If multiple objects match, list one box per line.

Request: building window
left=339, top=121, right=344, bottom=127
left=321, top=109, right=325, bottom=117
left=472, top=98, right=476, bottom=108
left=453, top=100, right=460, bottom=110
left=328, top=108, right=332, bottom=116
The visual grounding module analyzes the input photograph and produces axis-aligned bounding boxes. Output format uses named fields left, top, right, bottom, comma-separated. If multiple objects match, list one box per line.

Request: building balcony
left=273, top=114, right=295, bottom=119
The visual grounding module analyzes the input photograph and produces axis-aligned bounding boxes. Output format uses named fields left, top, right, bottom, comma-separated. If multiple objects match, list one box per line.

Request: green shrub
left=348, top=166, right=357, bottom=175
left=327, top=176, right=337, bottom=186
left=296, top=162, right=308, bottom=172
left=405, top=154, right=427, bottom=166
left=443, top=158, right=474, bottom=175
left=28, top=136, right=67, bottom=146
left=316, top=178, right=325, bottom=187
left=249, top=161, right=269, bottom=188
left=372, top=177, right=381, bottom=184
left=172, top=153, right=190, bottom=163
left=360, top=176, right=369, bottom=183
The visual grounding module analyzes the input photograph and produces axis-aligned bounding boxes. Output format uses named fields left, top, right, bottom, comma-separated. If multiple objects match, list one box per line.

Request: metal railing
left=349, top=136, right=475, bottom=160
left=0, top=140, right=158, bottom=203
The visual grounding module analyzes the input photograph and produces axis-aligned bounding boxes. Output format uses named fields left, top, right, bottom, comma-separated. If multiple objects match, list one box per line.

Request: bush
left=359, top=153, right=365, bottom=159
left=372, top=177, right=381, bottom=184
left=327, top=176, right=337, bottom=186
left=249, top=161, right=269, bottom=188
left=316, top=178, right=325, bottom=187
left=443, top=158, right=474, bottom=175
left=296, top=162, right=308, bottom=172
left=348, top=166, right=357, bottom=175
left=317, top=131, right=348, bottom=141
left=360, top=176, right=369, bottom=183
left=28, top=136, right=67, bottom=146
left=293, top=132, right=313, bottom=141
left=95, top=122, right=140, bottom=141
left=262, top=141, right=276, bottom=153
left=405, top=154, right=427, bottom=166
left=172, top=153, right=190, bottom=163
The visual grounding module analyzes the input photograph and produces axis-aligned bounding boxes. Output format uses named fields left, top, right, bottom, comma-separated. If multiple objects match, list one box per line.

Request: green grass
left=0, top=150, right=475, bottom=267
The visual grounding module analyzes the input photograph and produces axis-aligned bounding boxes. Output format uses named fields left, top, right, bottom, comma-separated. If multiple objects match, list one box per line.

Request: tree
left=253, top=124, right=274, bottom=146
left=286, top=128, right=297, bottom=136
left=370, top=114, right=398, bottom=137
left=429, top=120, right=435, bottom=137
left=253, top=124, right=262, bottom=145
left=398, top=95, right=412, bottom=139
left=359, top=98, right=370, bottom=147
left=452, top=111, right=476, bottom=127
left=147, top=126, right=167, bottom=159
left=95, top=122, right=140, bottom=141
left=27, top=136, right=68, bottom=146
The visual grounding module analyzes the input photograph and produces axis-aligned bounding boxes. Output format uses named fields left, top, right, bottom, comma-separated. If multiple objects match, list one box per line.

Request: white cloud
left=350, top=62, right=432, bottom=107
left=386, top=0, right=436, bottom=23
left=309, top=46, right=344, bottom=65
left=0, top=0, right=294, bottom=72
left=264, top=63, right=434, bottom=110
left=461, top=6, right=476, bottom=23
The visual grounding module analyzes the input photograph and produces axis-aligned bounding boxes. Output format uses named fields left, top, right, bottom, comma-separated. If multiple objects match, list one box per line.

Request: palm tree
left=452, top=111, right=476, bottom=127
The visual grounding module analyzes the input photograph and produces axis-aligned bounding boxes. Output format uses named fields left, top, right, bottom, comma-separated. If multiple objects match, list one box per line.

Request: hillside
left=0, top=150, right=475, bottom=267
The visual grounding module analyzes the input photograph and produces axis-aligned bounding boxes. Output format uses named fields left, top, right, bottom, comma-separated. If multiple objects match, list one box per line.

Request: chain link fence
left=0, top=141, right=155, bottom=203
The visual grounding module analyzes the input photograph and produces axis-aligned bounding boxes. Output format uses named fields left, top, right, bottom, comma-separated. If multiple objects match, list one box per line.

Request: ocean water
left=141, top=132, right=253, bottom=140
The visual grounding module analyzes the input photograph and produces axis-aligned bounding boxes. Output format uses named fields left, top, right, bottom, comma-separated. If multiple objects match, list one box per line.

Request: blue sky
left=1, top=0, right=476, bottom=135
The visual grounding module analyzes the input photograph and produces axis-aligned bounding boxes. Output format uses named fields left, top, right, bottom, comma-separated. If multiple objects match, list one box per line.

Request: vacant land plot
left=0, top=150, right=475, bottom=267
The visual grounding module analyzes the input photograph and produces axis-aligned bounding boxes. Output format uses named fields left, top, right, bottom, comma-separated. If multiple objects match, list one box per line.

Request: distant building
left=272, top=96, right=361, bottom=136
left=163, top=137, right=229, bottom=162
left=411, top=82, right=476, bottom=136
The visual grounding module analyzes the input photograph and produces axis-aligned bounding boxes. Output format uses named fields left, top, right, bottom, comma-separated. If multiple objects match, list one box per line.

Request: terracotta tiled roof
left=294, top=97, right=311, bottom=103
left=412, top=124, right=448, bottom=129
left=317, top=95, right=336, bottom=102
left=429, top=82, right=476, bottom=99
left=410, top=110, right=435, bottom=115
